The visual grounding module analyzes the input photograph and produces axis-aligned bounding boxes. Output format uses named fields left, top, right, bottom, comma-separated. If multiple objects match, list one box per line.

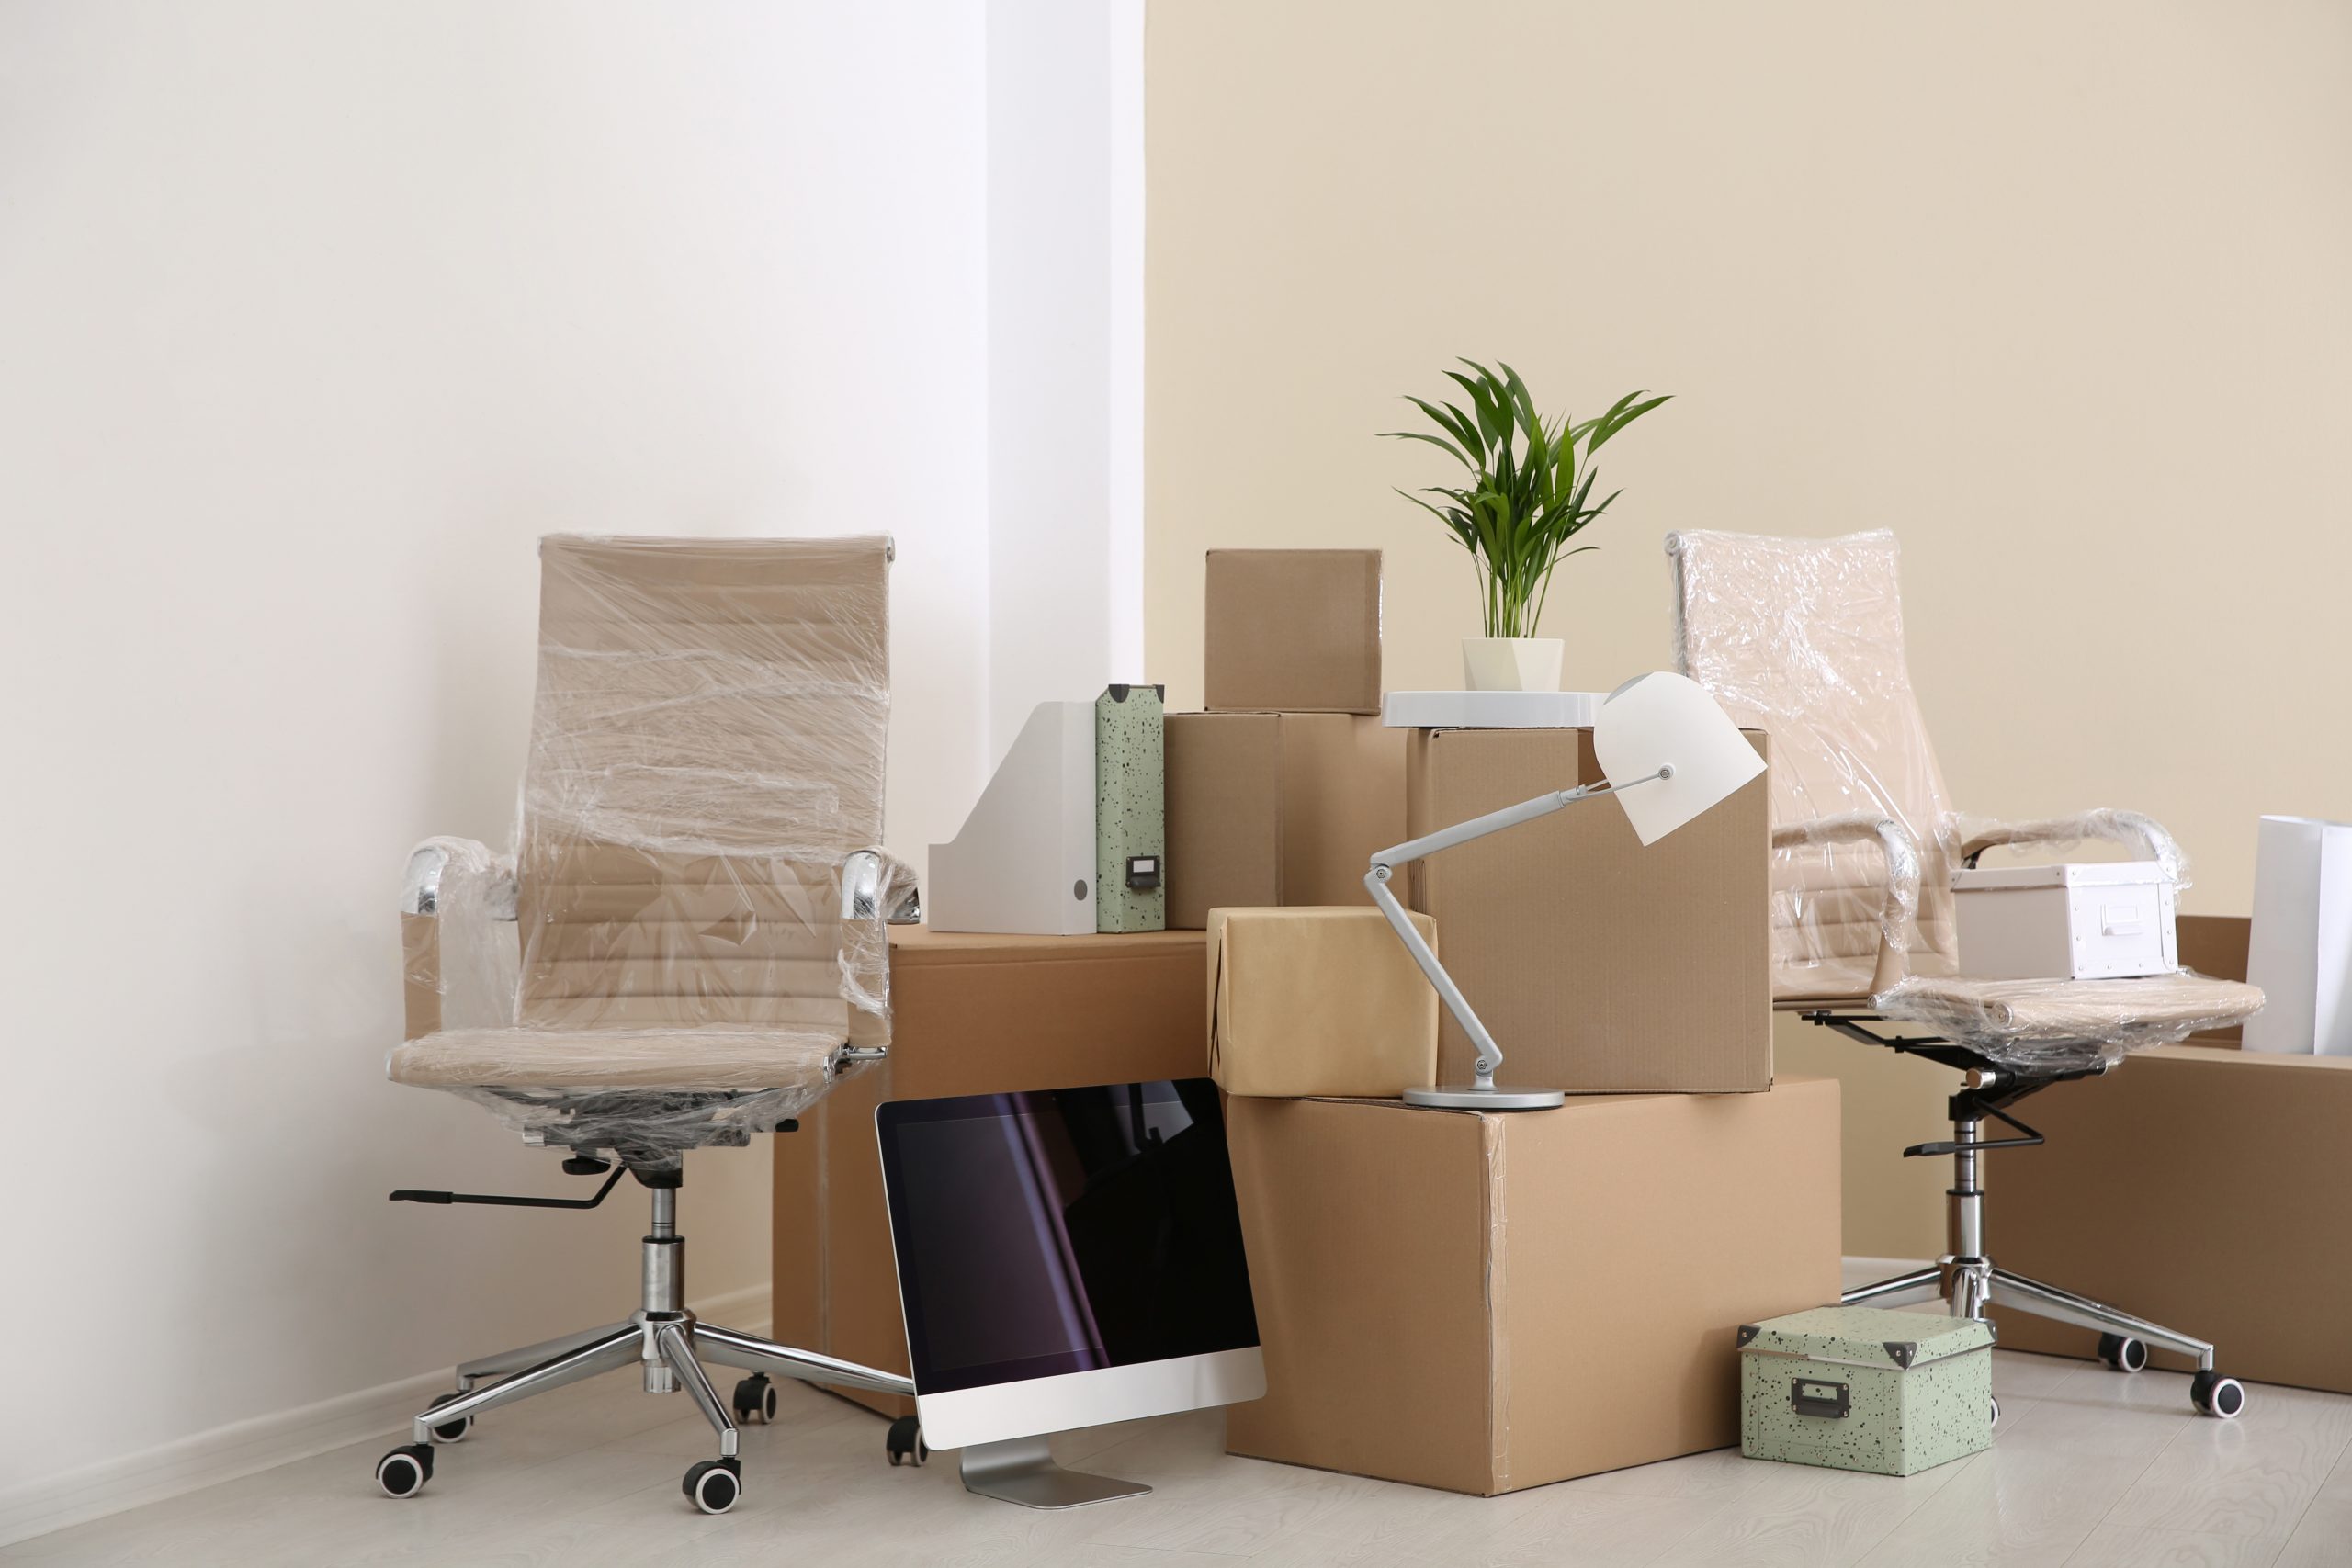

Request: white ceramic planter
left=1461, top=637, right=1564, bottom=692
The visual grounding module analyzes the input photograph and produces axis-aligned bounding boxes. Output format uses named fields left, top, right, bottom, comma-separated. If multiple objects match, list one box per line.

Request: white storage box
left=1952, top=862, right=2177, bottom=980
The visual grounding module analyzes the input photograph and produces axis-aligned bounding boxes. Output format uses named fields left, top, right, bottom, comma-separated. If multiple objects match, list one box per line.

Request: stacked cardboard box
left=1405, top=725, right=1774, bottom=1094
left=1166, top=550, right=1401, bottom=929
left=770, top=925, right=1210, bottom=1417
left=1228, top=1081, right=1842, bottom=1494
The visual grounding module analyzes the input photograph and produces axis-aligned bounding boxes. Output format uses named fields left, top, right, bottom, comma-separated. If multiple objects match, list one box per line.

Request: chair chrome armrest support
left=1956, top=808, right=2186, bottom=886
left=841, top=848, right=922, bottom=926
left=1772, top=813, right=1920, bottom=995
left=402, top=839, right=518, bottom=920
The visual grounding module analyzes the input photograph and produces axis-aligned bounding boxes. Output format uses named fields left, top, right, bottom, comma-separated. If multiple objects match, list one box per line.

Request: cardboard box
left=771, top=924, right=1211, bottom=1416
left=1990, top=1043, right=2352, bottom=1393
left=2178, top=913, right=2249, bottom=1045
left=1226, top=1077, right=1842, bottom=1495
left=1204, top=548, right=1382, bottom=715
left=1164, top=712, right=1406, bottom=931
left=1208, top=907, right=1440, bottom=1099
left=1406, top=725, right=1772, bottom=1093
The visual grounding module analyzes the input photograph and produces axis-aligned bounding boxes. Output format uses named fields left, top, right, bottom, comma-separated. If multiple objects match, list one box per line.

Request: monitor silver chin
left=916, top=1346, right=1266, bottom=1453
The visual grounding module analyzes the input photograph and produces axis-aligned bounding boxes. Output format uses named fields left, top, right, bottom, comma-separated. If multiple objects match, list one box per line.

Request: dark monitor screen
left=876, top=1079, right=1259, bottom=1395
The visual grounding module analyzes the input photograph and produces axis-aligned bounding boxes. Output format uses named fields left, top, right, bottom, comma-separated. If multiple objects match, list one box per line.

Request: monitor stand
left=957, top=1436, right=1152, bottom=1509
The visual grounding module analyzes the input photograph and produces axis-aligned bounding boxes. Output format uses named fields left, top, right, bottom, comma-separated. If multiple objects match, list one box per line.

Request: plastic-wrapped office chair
left=378, top=536, right=923, bottom=1514
left=1668, top=528, right=2264, bottom=1421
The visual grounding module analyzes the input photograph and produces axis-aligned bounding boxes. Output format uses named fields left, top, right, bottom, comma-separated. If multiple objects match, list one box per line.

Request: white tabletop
left=1381, top=690, right=1610, bottom=728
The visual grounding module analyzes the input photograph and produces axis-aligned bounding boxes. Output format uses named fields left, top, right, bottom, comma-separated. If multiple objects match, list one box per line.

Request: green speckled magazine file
left=1095, top=684, right=1166, bottom=932
left=1738, top=1305, right=1994, bottom=1476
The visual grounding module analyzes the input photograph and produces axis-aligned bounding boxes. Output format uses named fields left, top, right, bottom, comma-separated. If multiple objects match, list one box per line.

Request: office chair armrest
left=840, top=849, right=922, bottom=927
left=1771, top=813, right=1919, bottom=994
left=401, top=839, right=518, bottom=919
left=1955, top=808, right=2188, bottom=888
left=401, top=838, right=519, bottom=1040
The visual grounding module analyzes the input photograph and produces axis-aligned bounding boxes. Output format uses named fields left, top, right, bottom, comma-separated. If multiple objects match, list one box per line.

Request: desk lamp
left=1364, top=671, right=1765, bottom=1110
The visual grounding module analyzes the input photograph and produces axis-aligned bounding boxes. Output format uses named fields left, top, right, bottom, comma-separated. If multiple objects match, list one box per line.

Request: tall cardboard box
left=1227, top=1078, right=1842, bottom=1495
left=1204, top=548, right=1383, bottom=715
left=1164, top=712, right=1405, bottom=930
left=771, top=925, right=1210, bottom=1416
left=1406, top=725, right=1772, bottom=1093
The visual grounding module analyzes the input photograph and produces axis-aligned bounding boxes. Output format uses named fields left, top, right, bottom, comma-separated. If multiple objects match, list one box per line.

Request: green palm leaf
left=1383, top=359, right=1668, bottom=638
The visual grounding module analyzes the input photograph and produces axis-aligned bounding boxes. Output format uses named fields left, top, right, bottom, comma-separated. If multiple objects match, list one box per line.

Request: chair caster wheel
left=376, top=1443, right=435, bottom=1498
left=1988, top=1395, right=2000, bottom=1429
left=2098, top=1334, right=2149, bottom=1373
left=886, top=1415, right=928, bottom=1467
left=730, top=1373, right=777, bottom=1425
left=684, top=1457, right=741, bottom=1515
left=426, top=1392, right=472, bottom=1443
left=2191, top=1371, right=2245, bottom=1419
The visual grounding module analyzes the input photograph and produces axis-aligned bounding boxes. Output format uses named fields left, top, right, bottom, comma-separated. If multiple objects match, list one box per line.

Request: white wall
left=983, top=0, right=1148, bottom=763
left=0, top=0, right=1013, bottom=1527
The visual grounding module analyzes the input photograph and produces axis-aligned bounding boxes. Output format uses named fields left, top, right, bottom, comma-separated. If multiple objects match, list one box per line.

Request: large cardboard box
left=1227, top=1078, right=1842, bottom=1495
left=1204, top=548, right=1383, bottom=715
left=1164, top=712, right=1405, bottom=930
left=1992, top=1044, right=2352, bottom=1392
left=771, top=925, right=1210, bottom=1416
left=1406, top=725, right=1772, bottom=1093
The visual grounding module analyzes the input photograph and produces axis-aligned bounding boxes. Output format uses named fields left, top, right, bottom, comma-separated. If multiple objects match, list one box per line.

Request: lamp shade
left=1594, top=671, right=1764, bottom=846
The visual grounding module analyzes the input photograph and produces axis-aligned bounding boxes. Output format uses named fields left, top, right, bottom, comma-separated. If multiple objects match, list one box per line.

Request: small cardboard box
left=1406, top=725, right=1772, bottom=1093
left=1227, top=1078, right=1842, bottom=1495
left=1207, top=907, right=1440, bottom=1099
left=1204, top=549, right=1382, bottom=715
left=1165, top=712, right=1406, bottom=931
left=771, top=925, right=1210, bottom=1416
left=1991, top=1039, right=2352, bottom=1394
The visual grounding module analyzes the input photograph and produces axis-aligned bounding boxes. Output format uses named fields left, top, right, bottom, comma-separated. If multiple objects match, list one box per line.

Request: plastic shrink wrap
left=390, top=535, right=910, bottom=1163
left=1669, top=528, right=2259, bottom=1068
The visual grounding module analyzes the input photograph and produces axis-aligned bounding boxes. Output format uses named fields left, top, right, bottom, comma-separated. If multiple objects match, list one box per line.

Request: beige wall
left=1146, top=0, right=2352, bottom=1255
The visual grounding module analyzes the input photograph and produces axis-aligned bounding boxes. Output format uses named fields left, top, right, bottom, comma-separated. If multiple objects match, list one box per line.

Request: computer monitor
left=875, top=1078, right=1265, bottom=1508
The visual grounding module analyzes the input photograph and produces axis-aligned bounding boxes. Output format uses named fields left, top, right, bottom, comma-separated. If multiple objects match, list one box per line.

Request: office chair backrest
left=1668, top=529, right=1959, bottom=999
left=514, top=535, right=893, bottom=1044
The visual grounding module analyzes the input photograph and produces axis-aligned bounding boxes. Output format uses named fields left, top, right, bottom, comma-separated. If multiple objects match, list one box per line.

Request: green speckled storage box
left=1094, top=684, right=1167, bottom=933
left=1738, top=1306, right=1994, bottom=1476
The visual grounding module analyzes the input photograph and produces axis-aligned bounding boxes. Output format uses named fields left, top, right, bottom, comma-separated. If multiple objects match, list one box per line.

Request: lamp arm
left=1364, top=770, right=1667, bottom=1089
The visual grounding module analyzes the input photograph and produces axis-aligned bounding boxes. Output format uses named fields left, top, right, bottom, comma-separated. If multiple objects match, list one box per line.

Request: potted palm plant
left=1385, top=360, right=1668, bottom=691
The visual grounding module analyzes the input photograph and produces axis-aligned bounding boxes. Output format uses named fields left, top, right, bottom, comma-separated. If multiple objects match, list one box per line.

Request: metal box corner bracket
left=1095, top=684, right=1167, bottom=933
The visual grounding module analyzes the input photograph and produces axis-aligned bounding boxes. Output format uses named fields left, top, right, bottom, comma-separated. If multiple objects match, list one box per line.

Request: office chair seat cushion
left=1873, top=972, right=2264, bottom=1066
left=388, top=1026, right=840, bottom=1091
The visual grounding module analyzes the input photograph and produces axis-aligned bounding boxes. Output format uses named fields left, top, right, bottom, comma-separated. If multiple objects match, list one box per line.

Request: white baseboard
left=0, top=1281, right=772, bottom=1550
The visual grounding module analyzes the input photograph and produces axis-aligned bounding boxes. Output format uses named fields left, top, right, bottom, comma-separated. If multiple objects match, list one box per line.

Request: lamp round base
left=1401, top=1084, right=1566, bottom=1111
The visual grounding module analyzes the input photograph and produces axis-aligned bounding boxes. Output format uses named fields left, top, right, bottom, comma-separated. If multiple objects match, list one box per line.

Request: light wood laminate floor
left=8, top=1291, right=2352, bottom=1567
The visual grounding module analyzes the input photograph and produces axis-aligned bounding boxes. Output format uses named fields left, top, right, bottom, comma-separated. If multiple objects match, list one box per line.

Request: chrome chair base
left=377, top=1179, right=915, bottom=1513
left=1839, top=1105, right=2245, bottom=1419
left=1842, top=1258, right=2217, bottom=1370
